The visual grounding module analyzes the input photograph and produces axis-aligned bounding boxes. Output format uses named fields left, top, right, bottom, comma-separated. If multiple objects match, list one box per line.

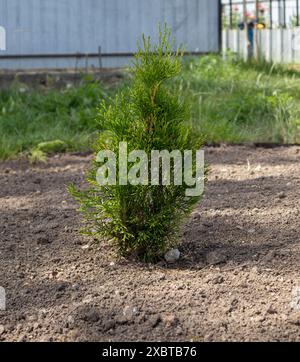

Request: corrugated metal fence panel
left=0, top=0, right=220, bottom=69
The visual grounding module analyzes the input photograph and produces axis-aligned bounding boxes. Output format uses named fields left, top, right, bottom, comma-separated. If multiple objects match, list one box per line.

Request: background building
left=0, top=0, right=221, bottom=70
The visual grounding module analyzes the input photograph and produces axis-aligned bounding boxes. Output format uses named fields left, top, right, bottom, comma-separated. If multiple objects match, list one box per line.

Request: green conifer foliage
left=69, top=26, right=205, bottom=261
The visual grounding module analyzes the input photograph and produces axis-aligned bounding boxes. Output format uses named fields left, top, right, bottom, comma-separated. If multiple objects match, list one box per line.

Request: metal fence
left=222, top=0, right=300, bottom=29
left=222, top=1, right=300, bottom=63
left=0, top=0, right=221, bottom=70
left=223, top=27, right=300, bottom=62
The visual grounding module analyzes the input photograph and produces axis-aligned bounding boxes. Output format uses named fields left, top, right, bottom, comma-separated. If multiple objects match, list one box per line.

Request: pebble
left=123, top=306, right=139, bottom=320
left=164, top=249, right=180, bottom=263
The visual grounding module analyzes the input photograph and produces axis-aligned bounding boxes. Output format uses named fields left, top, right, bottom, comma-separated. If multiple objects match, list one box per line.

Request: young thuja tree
left=69, top=27, right=205, bottom=261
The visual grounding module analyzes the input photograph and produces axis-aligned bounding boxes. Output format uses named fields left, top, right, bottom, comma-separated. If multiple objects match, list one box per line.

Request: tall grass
left=176, top=55, right=300, bottom=144
left=0, top=80, right=114, bottom=159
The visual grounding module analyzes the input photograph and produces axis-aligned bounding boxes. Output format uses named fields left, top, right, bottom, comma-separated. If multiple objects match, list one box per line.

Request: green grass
left=0, top=78, right=122, bottom=159
left=1, top=56, right=300, bottom=160
left=177, top=54, right=300, bottom=144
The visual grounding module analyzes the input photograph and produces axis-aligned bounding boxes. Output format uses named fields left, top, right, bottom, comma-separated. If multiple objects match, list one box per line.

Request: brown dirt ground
left=1, top=145, right=300, bottom=342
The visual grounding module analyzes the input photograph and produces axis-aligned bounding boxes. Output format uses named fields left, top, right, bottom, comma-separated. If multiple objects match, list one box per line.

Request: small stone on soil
left=164, top=249, right=180, bottom=263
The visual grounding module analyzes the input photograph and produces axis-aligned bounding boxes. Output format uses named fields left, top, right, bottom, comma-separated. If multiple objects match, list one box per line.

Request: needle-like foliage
left=69, top=26, right=204, bottom=261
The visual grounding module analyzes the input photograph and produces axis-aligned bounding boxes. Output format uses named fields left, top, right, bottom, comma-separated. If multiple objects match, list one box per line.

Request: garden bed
left=1, top=145, right=300, bottom=341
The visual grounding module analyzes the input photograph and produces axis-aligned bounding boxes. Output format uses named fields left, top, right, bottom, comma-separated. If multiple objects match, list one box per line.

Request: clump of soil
left=1, top=145, right=300, bottom=341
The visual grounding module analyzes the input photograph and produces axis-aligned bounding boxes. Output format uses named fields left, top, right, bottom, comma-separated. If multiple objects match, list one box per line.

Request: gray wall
left=0, top=0, right=220, bottom=69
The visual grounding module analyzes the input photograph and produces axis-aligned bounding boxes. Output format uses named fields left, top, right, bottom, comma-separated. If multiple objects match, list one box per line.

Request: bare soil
left=1, top=145, right=300, bottom=342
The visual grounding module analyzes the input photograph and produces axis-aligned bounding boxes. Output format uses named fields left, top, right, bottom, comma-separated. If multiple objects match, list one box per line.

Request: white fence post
left=0, top=26, right=6, bottom=51
left=222, top=28, right=300, bottom=63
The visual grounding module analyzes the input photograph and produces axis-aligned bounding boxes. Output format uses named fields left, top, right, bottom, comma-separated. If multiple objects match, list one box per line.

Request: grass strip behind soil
left=1, top=56, right=300, bottom=160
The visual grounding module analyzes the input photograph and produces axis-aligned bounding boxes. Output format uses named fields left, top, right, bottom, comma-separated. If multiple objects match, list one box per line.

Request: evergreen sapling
left=69, top=27, right=205, bottom=261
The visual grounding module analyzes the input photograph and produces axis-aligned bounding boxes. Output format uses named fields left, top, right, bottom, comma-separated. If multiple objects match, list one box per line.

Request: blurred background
left=0, top=0, right=220, bottom=69
left=0, top=0, right=300, bottom=161
left=222, top=0, right=300, bottom=62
